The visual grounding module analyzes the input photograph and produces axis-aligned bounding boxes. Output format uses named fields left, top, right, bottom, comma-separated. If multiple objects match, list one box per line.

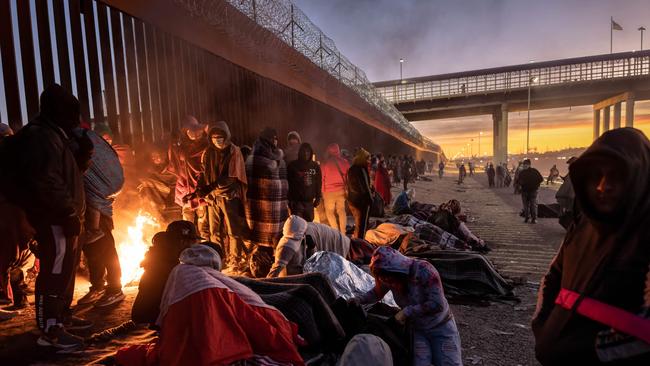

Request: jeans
left=349, top=203, right=370, bottom=239
left=521, top=190, right=539, bottom=220
left=323, top=190, right=347, bottom=234
left=413, top=317, right=463, bottom=366
left=207, top=197, right=249, bottom=264
left=83, top=216, right=121, bottom=292
left=289, top=201, right=315, bottom=222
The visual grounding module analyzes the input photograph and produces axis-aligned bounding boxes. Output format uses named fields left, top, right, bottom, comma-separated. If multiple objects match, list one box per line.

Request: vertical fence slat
left=110, top=7, right=131, bottom=145
left=97, top=2, right=119, bottom=138
left=52, top=0, right=72, bottom=91
left=16, top=0, right=40, bottom=119
left=134, top=19, right=152, bottom=143
left=68, top=0, right=90, bottom=121
left=1, top=0, right=23, bottom=130
left=35, top=0, right=55, bottom=86
left=82, top=0, right=104, bottom=125
left=155, top=30, right=172, bottom=134
left=186, top=44, right=198, bottom=122
left=167, top=36, right=180, bottom=129
left=122, top=15, right=142, bottom=144
left=144, top=25, right=162, bottom=141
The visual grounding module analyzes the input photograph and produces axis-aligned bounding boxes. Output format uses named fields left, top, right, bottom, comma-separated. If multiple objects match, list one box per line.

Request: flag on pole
left=612, top=19, right=623, bottom=31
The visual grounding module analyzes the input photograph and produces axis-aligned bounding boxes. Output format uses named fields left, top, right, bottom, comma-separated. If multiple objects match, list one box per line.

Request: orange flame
left=116, top=211, right=160, bottom=286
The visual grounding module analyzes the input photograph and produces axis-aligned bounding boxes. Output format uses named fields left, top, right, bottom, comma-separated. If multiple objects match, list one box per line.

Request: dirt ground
left=0, top=170, right=565, bottom=365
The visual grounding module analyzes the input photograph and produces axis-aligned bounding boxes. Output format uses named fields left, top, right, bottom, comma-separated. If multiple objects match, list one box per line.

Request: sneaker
left=63, top=315, right=94, bottom=331
left=3, top=296, right=28, bottom=311
left=37, top=325, right=84, bottom=349
left=77, top=288, right=105, bottom=305
left=94, top=290, right=125, bottom=308
left=531, top=219, right=537, bottom=224
left=84, top=229, right=105, bottom=244
left=0, top=309, right=17, bottom=321
left=524, top=217, right=529, bottom=223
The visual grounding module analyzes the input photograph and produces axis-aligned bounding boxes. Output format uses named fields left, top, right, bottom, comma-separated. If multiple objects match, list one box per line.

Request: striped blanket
left=245, top=139, right=289, bottom=247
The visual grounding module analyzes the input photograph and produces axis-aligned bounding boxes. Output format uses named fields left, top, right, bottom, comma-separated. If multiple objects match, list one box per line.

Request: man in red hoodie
left=321, top=143, right=350, bottom=234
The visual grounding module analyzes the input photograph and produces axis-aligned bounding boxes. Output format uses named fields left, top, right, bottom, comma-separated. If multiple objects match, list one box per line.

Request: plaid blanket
left=387, top=215, right=467, bottom=250
left=246, top=140, right=289, bottom=247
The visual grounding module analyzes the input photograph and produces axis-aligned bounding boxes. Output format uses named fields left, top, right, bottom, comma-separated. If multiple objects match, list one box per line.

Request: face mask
left=212, top=137, right=226, bottom=149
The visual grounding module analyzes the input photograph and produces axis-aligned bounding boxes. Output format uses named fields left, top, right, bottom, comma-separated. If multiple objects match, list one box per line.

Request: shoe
left=524, top=217, right=529, bottom=223
left=63, top=315, right=94, bottom=331
left=37, top=325, right=84, bottom=349
left=0, top=309, right=17, bottom=321
left=531, top=219, right=537, bottom=224
left=3, top=297, right=28, bottom=311
left=84, top=229, right=105, bottom=244
left=77, top=288, right=105, bottom=305
left=94, top=290, right=125, bottom=308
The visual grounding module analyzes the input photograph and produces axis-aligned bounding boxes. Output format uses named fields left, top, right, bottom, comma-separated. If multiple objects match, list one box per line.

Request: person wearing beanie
left=5, top=84, right=89, bottom=349
left=284, top=131, right=302, bottom=163
left=346, top=148, right=373, bottom=239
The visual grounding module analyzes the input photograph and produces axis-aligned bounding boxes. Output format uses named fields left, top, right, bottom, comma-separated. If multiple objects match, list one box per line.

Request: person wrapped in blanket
left=119, top=242, right=304, bottom=366
left=428, top=199, right=490, bottom=253
left=352, top=247, right=462, bottom=366
left=267, top=215, right=376, bottom=277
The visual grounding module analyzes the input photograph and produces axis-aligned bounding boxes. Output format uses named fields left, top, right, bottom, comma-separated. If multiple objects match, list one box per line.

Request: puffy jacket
left=518, top=167, right=543, bottom=193
left=321, top=143, right=350, bottom=193
left=347, top=164, right=373, bottom=208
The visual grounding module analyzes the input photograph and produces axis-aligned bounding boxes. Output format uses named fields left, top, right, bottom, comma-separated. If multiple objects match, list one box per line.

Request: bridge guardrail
left=376, top=52, right=650, bottom=104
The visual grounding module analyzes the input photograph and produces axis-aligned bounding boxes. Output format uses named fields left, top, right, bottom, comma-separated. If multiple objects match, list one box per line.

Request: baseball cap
left=166, top=220, right=204, bottom=241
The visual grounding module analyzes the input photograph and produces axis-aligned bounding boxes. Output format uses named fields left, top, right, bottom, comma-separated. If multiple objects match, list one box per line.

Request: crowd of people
left=1, top=84, right=648, bottom=366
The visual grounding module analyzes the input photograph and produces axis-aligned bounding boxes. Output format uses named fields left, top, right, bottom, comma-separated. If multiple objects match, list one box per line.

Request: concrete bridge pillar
left=492, top=104, right=508, bottom=164
left=602, top=106, right=611, bottom=132
left=593, top=109, right=600, bottom=140
left=613, top=103, right=622, bottom=129
left=626, top=95, right=635, bottom=127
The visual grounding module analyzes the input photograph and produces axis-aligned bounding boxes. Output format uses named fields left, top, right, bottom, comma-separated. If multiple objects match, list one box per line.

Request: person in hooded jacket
left=321, top=143, right=350, bottom=234
left=245, top=128, right=289, bottom=248
left=532, top=128, right=650, bottom=365
left=353, top=247, right=462, bottom=366
left=374, top=156, right=392, bottom=207
left=518, top=158, right=544, bottom=223
left=486, top=163, right=496, bottom=187
left=347, top=149, right=373, bottom=239
left=287, top=143, right=322, bottom=222
left=198, top=122, right=249, bottom=270
left=3, top=85, right=89, bottom=349
left=283, top=131, right=301, bottom=164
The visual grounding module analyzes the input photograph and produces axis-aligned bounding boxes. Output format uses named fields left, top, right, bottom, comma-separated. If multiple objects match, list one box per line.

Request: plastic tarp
left=303, top=251, right=397, bottom=307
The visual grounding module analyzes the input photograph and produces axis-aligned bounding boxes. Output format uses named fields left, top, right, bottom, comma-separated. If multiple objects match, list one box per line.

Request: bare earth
left=0, top=171, right=566, bottom=365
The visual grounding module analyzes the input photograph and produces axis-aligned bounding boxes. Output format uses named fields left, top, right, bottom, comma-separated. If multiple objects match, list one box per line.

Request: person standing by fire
left=168, top=116, right=209, bottom=238
left=198, top=121, right=250, bottom=271
left=287, top=142, right=322, bottom=222
left=5, top=85, right=91, bottom=349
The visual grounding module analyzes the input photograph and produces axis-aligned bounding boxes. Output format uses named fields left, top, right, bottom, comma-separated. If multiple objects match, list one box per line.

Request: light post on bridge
left=526, top=73, right=539, bottom=155
left=640, top=26, right=646, bottom=50
left=478, top=131, right=483, bottom=158
left=399, top=58, right=404, bottom=81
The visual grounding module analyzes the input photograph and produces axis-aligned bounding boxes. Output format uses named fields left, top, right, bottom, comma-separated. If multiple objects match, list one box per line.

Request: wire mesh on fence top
left=173, top=0, right=437, bottom=150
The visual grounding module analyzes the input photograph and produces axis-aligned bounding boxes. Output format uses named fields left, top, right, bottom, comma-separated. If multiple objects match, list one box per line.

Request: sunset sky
left=294, top=0, right=650, bottom=154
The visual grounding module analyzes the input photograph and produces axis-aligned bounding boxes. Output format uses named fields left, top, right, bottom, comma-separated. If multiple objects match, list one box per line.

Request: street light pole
left=399, top=58, right=404, bottom=80
left=640, top=27, right=647, bottom=50
left=478, top=131, right=483, bottom=157
left=526, top=73, right=538, bottom=155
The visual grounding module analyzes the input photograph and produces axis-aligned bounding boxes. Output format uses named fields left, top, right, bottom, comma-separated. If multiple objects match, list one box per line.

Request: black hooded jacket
left=287, top=143, right=322, bottom=203
left=532, top=128, right=650, bottom=365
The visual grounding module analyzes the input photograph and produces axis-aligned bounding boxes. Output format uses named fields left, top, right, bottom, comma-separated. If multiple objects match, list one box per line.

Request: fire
left=116, top=211, right=160, bottom=286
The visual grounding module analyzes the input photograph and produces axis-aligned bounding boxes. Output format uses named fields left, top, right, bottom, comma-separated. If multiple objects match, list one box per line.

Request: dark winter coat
left=532, top=128, right=650, bottom=365
left=346, top=164, right=373, bottom=208
left=287, top=143, right=322, bottom=203
left=517, top=167, right=543, bottom=193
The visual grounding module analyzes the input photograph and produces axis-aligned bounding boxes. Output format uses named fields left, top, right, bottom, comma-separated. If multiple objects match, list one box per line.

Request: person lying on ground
left=532, top=128, right=650, bottom=365
left=131, top=221, right=204, bottom=327
left=267, top=215, right=376, bottom=277
left=351, top=247, right=462, bottom=366
left=429, top=199, right=490, bottom=252
left=118, top=242, right=304, bottom=366
left=392, top=188, right=415, bottom=216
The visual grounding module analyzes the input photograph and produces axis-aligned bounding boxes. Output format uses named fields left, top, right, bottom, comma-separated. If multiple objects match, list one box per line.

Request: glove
left=62, top=215, right=82, bottom=237
left=313, top=197, right=321, bottom=208
left=394, top=310, right=407, bottom=325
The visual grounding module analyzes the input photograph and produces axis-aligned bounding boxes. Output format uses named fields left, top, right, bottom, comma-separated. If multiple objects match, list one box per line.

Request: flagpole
left=610, top=16, right=613, bottom=53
